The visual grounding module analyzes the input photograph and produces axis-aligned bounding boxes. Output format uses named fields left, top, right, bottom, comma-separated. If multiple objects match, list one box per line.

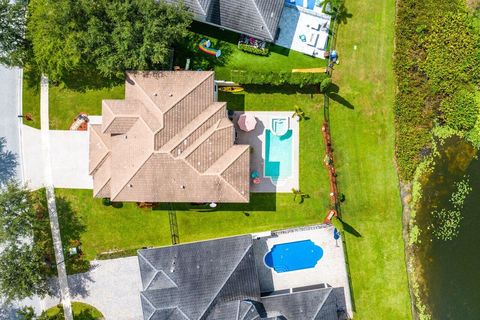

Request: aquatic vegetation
left=430, top=176, right=472, bottom=241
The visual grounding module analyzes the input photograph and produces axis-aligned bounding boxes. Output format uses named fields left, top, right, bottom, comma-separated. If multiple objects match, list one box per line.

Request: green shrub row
left=238, top=43, right=269, bottom=56
left=230, top=70, right=329, bottom=86
left=394, top=0, right=480, bottom=181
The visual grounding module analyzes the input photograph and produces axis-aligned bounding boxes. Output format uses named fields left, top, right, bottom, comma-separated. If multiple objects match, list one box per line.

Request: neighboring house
left=165, top=0, right=285, bottom=42
left=138, top=234, right=349, bottom=320
left=89, top=71, right=250, bottom=203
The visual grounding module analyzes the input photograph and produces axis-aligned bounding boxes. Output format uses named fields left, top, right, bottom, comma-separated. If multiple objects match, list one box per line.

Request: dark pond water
left=415, top=137, right=480, bottom=319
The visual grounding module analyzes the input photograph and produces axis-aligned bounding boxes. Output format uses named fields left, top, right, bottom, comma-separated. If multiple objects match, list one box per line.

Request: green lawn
left=56, top=85, right=329, bottom=261
left=43, top=302, right=103, bottom=319
left=22, top=82, right=124, bottom=130
left=327, top=0, right=412, bottom=319
left=177, top=22, right=328, bottom=80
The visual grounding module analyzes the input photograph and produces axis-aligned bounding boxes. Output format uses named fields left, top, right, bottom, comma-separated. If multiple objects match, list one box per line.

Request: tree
left=0, top=243, right=50, bottom=302
left=320, top=77, right=332, bottom=93
left=321, top=0, right=341, bottom=15
left=0, top=181, right=36, bottom=243
left=292, top=106, right=307, bottom=121
left=27, top=0, right=192, bottom=82
left=0, top=183, right=50, bottom=301
left=0, top=0, right=30, bottom=66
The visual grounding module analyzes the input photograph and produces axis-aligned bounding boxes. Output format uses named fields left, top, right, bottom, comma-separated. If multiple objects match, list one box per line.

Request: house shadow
left=244, top=84, right=320, bottom=95
left=155, top=193, right=277, bottom=213
left=0, top=137, right=18, bottom=185
left=219, top=91, right=245, bottom=111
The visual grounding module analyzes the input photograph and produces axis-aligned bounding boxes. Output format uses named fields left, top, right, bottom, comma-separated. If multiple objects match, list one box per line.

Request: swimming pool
left=264, top=129, right=293, bottom=179
left=264, top=240, right=323, bottom=272
left=285, top=0, right=316, bottom=10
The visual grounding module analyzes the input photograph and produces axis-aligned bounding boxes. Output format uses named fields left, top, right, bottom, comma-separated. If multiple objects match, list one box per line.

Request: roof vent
left=169, top=93, right=173, bottom=97
left=153, top=93, right=158, bottom=96
left=129, top=184, right=133, bottom=188
left=124, top=135, right=128, bottom=139
left=180, top=185, right=185, bottom=189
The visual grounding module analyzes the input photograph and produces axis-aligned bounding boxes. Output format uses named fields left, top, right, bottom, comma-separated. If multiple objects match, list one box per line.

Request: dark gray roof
left=138, top=235, right=261, bottom=320
left=165, top=0, right=285, bottom=41
left=262, top=288, right=348, bottom=320
left=138, top=235, right=348, bottom=320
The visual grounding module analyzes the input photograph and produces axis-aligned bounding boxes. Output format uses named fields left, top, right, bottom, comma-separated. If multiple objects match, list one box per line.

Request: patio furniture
left=237, top=113, right=257, bottom=132
left=253, top=177, right=261, bottom=185
left=307, top=32, right=319, bottom=47
left=316, top=31, right=329, bottom=50
left=299, top=34, right=307, bottom=42
left=251, top=171, right=259, bottom=179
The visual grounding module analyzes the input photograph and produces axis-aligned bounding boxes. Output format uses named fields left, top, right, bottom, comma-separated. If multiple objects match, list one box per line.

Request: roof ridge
left=110, top=151, right=154, bottom=201
left=89, top=127, right=110, bottom=175
left=129, top=77, right=164, bottom=132
left=194, top=0, right=207, bottom=15
left=198, top=243, right=254, bottom=319
left=150, top=71, right=214, bottom=126
left=311, top=287, right=333, bottom=319
left=145, top=269, right=178, bottom=291
left=178, top=119, right=222, bottom=159
left=140, top=292, right=157, bottom=320
left=93, top=177, right=110, bottom=198
left=249, top=0, right=274, bottom=40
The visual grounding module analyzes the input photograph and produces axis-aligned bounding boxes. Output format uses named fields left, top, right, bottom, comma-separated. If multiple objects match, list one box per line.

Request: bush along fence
left=231, top=70, right=329, bottom=86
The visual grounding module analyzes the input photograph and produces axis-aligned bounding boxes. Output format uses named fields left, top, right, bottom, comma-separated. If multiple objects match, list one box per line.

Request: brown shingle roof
left=89, top=71, right=250, bottom=203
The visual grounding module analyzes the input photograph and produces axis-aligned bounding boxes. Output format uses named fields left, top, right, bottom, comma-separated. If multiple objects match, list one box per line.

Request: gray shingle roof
left=262, top=288, right=348, bottom=320
left=138, top=235, right=347, bottom=320
left=165, top=0, right=284, bottom=41
left=138, top=235, right=260, bottom=320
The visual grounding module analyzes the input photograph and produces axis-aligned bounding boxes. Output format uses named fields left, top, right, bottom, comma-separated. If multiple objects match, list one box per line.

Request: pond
left=414, top=136, right=480, bottom=319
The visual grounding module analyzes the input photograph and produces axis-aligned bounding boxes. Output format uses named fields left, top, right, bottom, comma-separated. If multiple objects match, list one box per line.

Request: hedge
left=238, top=43, right=269, bottom=56
left=230, top=70, right=329, bottom=86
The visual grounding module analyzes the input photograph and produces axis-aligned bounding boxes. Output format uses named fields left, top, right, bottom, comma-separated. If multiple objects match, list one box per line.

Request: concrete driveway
left=22, top=126, right=93, bottom=190
left=0, top=66, right=23, bottom=183
left=22, top=257, right=143, bottom=320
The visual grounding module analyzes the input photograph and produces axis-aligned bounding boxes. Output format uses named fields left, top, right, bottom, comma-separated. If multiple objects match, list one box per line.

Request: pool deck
left=252, top=225, right=353, bottom=318
left=233, top=111, right=299, bottom=193
left=275, top=5, right=331, bottom=59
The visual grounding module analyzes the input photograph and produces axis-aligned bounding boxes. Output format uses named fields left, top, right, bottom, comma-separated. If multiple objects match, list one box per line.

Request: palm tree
left=321, top=0, right=341, bottom=15
left=292, top=188, right=310, bottom=203
left=292, top=106, right=307, bottom=121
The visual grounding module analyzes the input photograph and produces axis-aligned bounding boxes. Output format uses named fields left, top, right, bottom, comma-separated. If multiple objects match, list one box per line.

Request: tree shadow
left=328, top=92, right=354, bottom=109
left=325, top=85, right=354, bottom=109
left=34, top=191, right=89, bottom=276
left=269, top=44, right=291, bottom=57
left=339, top=218, right=361, bottom=237
left=0, top=137, right=18, bottom=185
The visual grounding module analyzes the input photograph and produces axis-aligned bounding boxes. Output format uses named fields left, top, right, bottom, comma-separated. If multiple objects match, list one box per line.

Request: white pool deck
left=253, top=225, right=353, bottom=318
left=233, top=111, right=299, bottom=193
left=275, top=5, right=332, bottom=59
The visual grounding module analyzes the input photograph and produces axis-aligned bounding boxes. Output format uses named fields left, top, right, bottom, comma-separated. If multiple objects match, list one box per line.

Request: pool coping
left=233, top=111, right=300, bottom=193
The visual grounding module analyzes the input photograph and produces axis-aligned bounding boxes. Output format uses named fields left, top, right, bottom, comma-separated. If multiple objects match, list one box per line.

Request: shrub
left=320, top=77, right=332, bottom=92
left=440, top=89, right=478, bottom=131
left=238, top=43, right=269, bottom=56
left=231, top=70, right=329, bottom=87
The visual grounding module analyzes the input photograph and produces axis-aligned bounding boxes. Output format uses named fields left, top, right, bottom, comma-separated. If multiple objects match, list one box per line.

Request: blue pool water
left=264, top=129, right=293, bottom=179
left=285, top=0, right=316, bottom=9
left=264, top=240, right=323, bottom=272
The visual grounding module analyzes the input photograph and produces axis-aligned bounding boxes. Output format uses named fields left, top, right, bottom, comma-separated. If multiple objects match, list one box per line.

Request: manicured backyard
left=22, top=21, right=328, bottom=130
left=56, top=86, right=329, bottom=261
left=327, top=0, right=412, bottom=318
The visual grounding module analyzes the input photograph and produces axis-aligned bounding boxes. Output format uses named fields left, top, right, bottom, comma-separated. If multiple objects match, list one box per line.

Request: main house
left=89, top=71, right=250, bottom=203
left=138, top=229, right=350, bottom=320
left=164, top=0, right=285, bottom=42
